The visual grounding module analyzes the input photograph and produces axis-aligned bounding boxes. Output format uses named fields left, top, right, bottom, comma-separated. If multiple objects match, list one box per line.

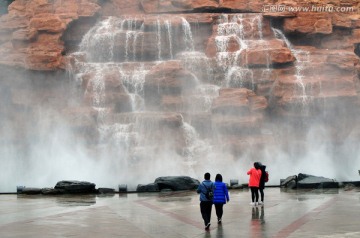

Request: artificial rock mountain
left=0, top=0, right=360, bottom=166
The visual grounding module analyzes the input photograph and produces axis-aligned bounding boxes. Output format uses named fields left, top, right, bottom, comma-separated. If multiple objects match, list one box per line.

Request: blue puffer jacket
left=197, top=180, right=214, bottom=202
left=213, top=181, right=230, bottom=204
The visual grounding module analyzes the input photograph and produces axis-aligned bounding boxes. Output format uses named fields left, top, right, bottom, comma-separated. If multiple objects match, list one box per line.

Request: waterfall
left=80, top=17, right=118, bottom=62
left=165, top=20, right=174, bottom=59
left=272, top=28, right=313, bottom=109
left=156, top=18, right=162, bottom=60
left=69, top=15, right=213, bottom=170
left=182, top=122, right=213, bottom=166
left=68, top=13, right=282, bottom=187
left=215, top=14, right=269, bottom=90
left=176, top=51, right=213, bottom=82
left=191, top=84, right=220, bottom=112
left=181, top=17, right=195, bottom=51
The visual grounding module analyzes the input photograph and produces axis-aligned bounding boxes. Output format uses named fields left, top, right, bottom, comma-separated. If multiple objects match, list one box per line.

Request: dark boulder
left=230, top=184, right=244, bottom=189
left=297, top=173, right=338, bottom=189
left=281, top=174, right=339, bottom=189
left=280, top=175, right=297, bottom=189
left=342, top=181, right=360, bottom=188
left=97, top=188, right=115, bottom=194
left=54, top=180, right=96, bottom=194
left=154, top=176, right=200, bottom=191
left=41, top=188, right=62, bottom=195
left=137, top=183, right=159, bottom=192
left=22, top=187, right=42, bottom=195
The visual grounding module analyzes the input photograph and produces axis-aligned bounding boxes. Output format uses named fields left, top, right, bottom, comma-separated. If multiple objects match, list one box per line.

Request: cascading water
left=68, top=15, right=220, bottom=185
left=272, top=28, right=314, bottom=113
left=64, top=11, right=360, bottom=191
left=181, top=17, right=195, bottom=51
left=67, top=13, right=301, bottom=188
left=214, top=14, right=272, bottom=91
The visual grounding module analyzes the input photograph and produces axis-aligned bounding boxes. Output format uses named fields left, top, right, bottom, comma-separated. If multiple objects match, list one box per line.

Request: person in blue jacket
left=197, top=172, right=214, bottom=230
left=213, top=174, right=230, bottom=224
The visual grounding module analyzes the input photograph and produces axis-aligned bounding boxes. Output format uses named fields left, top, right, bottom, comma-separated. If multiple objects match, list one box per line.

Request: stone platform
left=0, top=187, right=359, bottom=237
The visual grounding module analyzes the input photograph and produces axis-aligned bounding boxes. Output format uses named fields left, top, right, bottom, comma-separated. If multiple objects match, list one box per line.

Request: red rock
left=100, top=0, right=143, bottom=16
left=242, top=47, right=295, bottom=66
left=326, top=50, right=359, bottom=70
left=78, top=2, right=101, bottom=17
left=145, top=60, right=197, bottom=90
left=320, top=32, right=353, bottom=50
left=192, top=0, right=219, bottom=9
left=141, top=0, right=193, bottom=13
left=11, top=28, right=38, bottom=42
left=219, top=0, right=246, bottom=10
left=332, top=13, right=353, bottom=28
left=0, top=14, right=28, bottom=30
left=284, top=13, right=333, bottom=34
left=30, top=14, right=65, bottom=33
left=161, top=95, right=184, bottom=111
left=0, top=0, right=100, bottom=71
left=351, top=17, right=360, bottom=27
left=212, top=88, right=268, bottom=115
left=350, top=29, right=360, bottom=43
left=144, top=60, right=197, bottom=109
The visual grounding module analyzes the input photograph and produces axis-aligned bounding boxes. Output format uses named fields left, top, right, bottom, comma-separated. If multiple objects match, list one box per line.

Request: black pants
left=250, top=187, right=259, bottom=202
left=214, top=203, right=224, bottom=220
left=259, top=188, right=264, bottom=202
left=200, top=201, right=213, bottom=225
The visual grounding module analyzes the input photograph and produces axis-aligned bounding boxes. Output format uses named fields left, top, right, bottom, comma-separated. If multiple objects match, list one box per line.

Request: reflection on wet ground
left=0, top=188, right=359, bottom=238
left=16, top=194, right=100, bottom=207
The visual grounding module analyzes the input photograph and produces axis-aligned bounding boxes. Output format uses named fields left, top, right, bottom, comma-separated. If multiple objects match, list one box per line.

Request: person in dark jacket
left=213, top=174, right=230, bottom=224
left=258, top=163, right=267, bottom=205
left=197, top=172, right=214, bottom=230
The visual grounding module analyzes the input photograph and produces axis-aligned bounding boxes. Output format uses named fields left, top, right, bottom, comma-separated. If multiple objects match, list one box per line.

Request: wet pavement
left=0, top=187, right=359, bottom=238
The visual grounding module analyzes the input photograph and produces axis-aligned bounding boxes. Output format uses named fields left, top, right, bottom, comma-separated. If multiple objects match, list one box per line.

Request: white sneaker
left=205, top=223, right=211, bottom=230
left=250, top=202, right=255, bottom=206
left=258, top=201, right=264, bottom=205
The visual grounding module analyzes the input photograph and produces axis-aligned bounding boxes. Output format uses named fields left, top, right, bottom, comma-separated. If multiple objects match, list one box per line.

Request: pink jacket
left=247, top=167, right=262, bottom=187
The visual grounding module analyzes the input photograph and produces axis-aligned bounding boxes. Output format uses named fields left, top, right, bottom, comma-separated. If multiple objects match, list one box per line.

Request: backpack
left=202, top=182, right=214, bottom=200
left=265, top=171, right=269, bottom=183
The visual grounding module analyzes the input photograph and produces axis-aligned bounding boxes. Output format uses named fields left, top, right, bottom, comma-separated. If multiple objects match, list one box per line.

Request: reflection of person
left=197, top=172, right=214, bottom=230
left=258, top=163, right=267, bottom=205
left=251, top=207, right=261, bottom=238
left=213, top=174, right=230, bottom=224
left=251, top=206, right=265, bottom=238
left=260, top=206, right=265, bottom=223
left=252, top=206, right=259, bottom=219
left=247, top=162, right=262, bottom=206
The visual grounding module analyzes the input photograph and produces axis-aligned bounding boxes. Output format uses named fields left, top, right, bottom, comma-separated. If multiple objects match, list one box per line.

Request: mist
left=1, top=12, right=360, bottom=193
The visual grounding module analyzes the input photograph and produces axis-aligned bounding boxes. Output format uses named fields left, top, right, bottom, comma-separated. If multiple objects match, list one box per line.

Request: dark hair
left=254, top=162, right=262, bottom=170
left=215, top=174, right=223, bottom=182
left=204, top=172, right=211, bottom=180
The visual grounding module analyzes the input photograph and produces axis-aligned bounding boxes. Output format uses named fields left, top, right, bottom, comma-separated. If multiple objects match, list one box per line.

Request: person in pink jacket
left=247, top=162, right=262, bottom=206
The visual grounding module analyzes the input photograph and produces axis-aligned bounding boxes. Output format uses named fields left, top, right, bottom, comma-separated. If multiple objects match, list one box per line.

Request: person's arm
left=197, top=183, right=202, bottom=194
left=247, top=168, right=252, bottom=175
left=224, top=183, right=230, bottom=202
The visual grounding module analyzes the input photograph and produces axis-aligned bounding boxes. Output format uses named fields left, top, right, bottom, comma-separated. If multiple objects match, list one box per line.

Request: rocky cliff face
left=1, top=0, right=360, bottom=179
